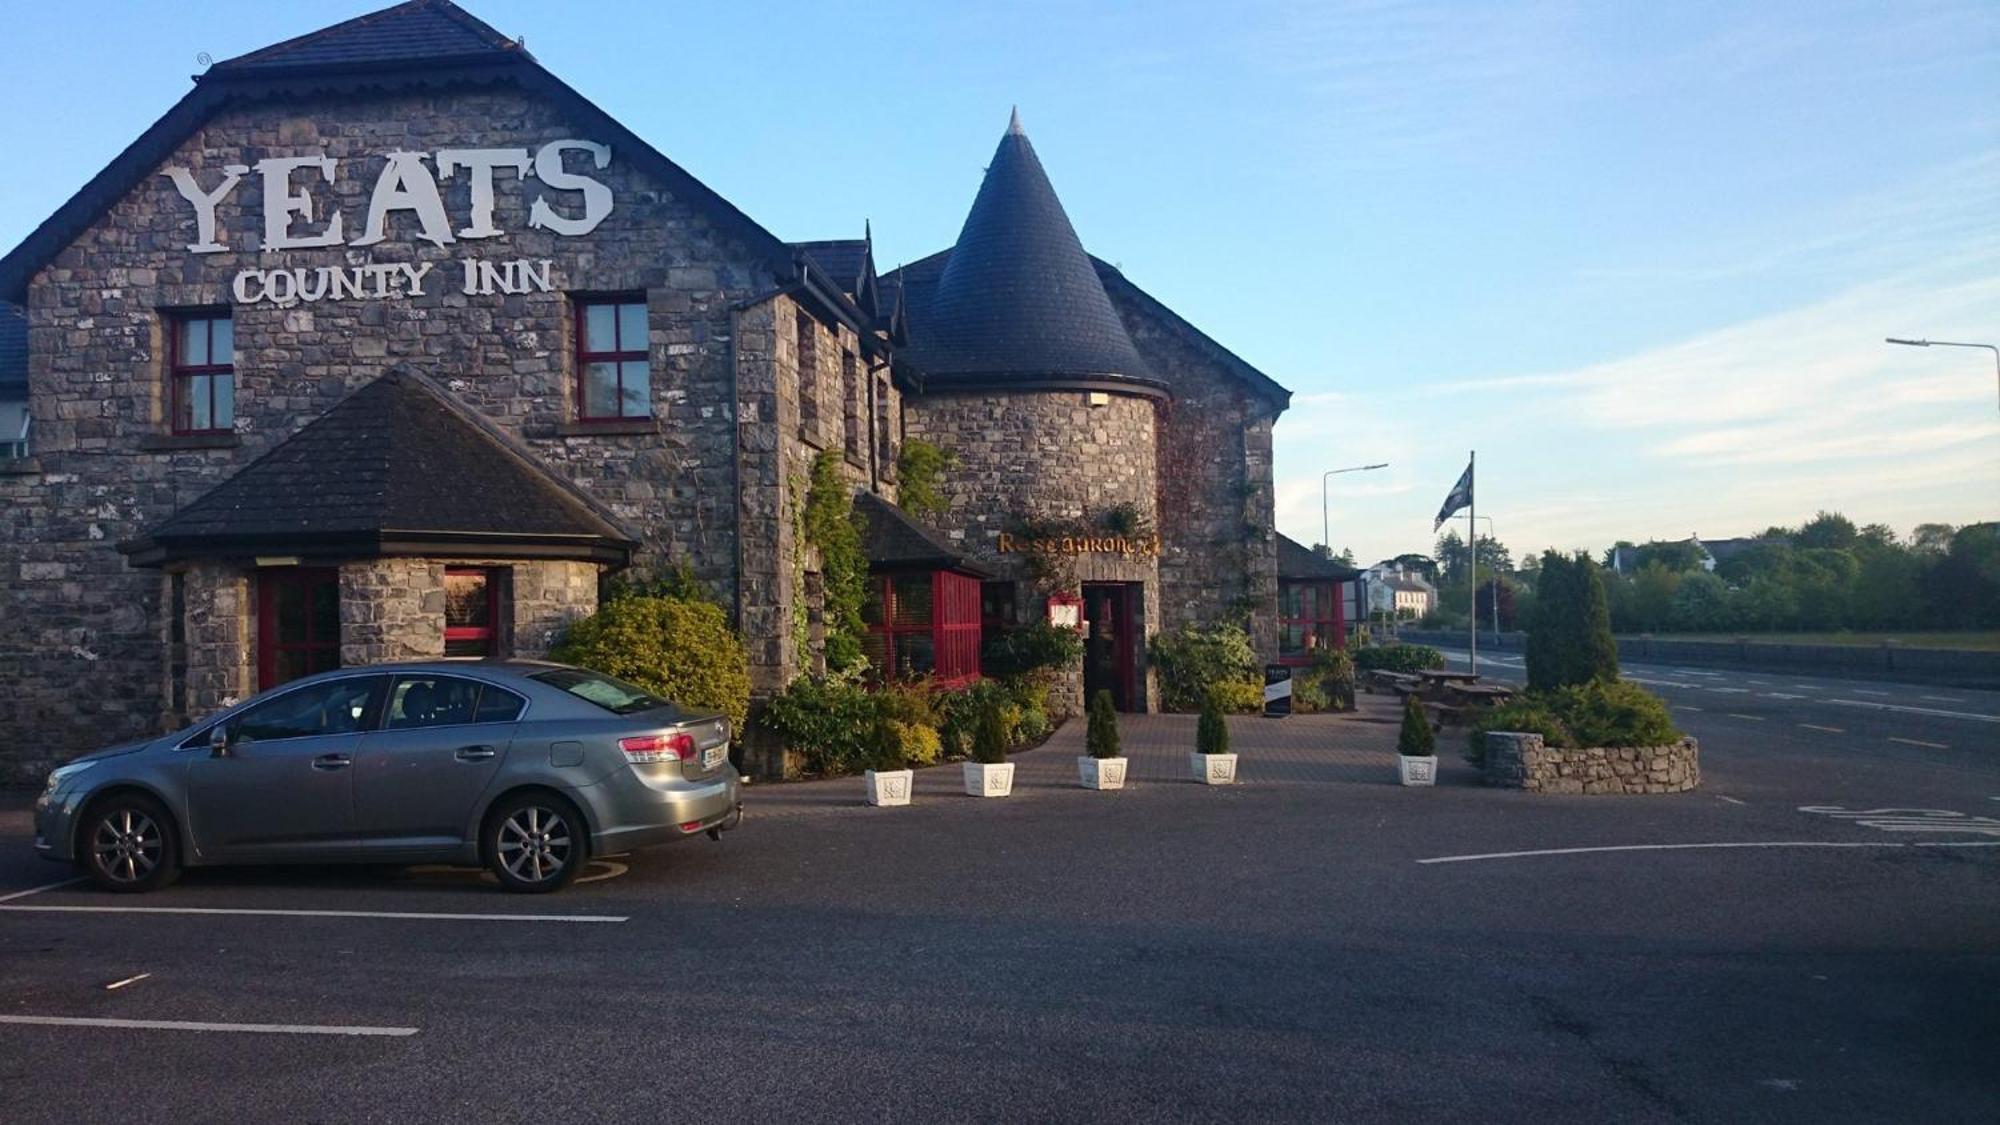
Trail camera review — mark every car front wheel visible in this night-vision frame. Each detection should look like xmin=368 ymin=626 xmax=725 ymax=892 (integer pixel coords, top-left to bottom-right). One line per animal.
xmin=80 ymin=793 xmax=182 ymax=893
xmin=484 ymin=794 xmax=587 ymax=893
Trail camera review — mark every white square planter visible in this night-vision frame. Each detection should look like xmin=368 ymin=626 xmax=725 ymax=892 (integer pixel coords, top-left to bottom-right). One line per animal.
xmin=1077 ymin=756 xmax=1128 ymax=790
xmin=864 ymin=768 xmax=913 ymax=807
xmin=1190 ymin=752 xmax=1238 ymax=785
xmin=1399 ymin=755 xmax=1437 ymax=787
xmin=963 ymin=761 xmax=1016 ymax=797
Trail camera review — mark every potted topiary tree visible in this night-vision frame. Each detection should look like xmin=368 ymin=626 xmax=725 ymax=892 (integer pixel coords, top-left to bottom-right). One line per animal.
xmin=1078 ymin=689 xmax=1127 ymax=790
xmin=962 ymin=701 xmax=1016 ymax=797
xmin=1190 ymin=691 xmax=1238 ymax=784
xmin=1397 ymin=693 xmax=1437 ymax=786
xmin=864 ymin=720 xmax=914 ymax=807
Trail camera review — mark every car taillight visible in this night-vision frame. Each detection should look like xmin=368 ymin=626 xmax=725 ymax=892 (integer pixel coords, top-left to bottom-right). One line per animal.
xmin=620 ymin=733 xmax=696 ymax=764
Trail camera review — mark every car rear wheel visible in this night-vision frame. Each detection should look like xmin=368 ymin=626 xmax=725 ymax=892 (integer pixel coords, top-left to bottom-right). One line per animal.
xmin=484 ymin=793 xmax=587 ymax=894
xmin=80 ymin=793 xmax=182 ymax=893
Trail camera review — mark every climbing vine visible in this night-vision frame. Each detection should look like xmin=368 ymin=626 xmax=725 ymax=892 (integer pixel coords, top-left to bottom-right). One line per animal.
xmin=895 ymin=438 xmax=958 ymax=518
xmin=802 ymin=449 xmax=869 ymax=672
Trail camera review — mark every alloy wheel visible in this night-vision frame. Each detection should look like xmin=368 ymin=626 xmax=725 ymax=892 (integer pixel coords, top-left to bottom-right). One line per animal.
xmin=496 ymin=805 xmax=574 ymax=884
xmin=92 ymin=808 xmax=163 ymax=885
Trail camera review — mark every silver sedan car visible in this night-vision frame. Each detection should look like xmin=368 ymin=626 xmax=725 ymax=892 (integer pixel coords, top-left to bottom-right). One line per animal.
xmin=33 ymin=660 xmax=742 ymax=893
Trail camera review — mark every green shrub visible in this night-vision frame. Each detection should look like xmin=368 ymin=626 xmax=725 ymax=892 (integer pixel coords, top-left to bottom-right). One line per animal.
xmin=875 ymin=679 xmax=944 ymax=729
xmin=1546 ymin=679 xmax=1679 ymax=748
xmin=1527 ymin=550 xmax=1619 ymax=692
xmin=1086 ymin=690 xmax=1121 ymax=758
xmin=973 ymin=702 xmax=1011 ymax=764
xmin=1352 ymin=644 xmax=1446 ymax=674
xmin=762 ymin=674 xmax=880 ymax=776
xmin=1466 ymin=700 xmax=1572 ymax=766
xmin=1208 ymin=678 xmax=1264 ymax=714
xmin=1398 ymin=694 xmax=1436 ymax=757
xmin=937 ymin=680 xmax=1019 ymax=757
xmin=1152 ymin=623 xmax=1260 ymax=712
xmin=1016 ymin=706 xmax=1050 ymax=743
xmin=895 ymin=438 xmax=958 ymax=517
xmin=803 ymin=449 xmax=869 ymax=672
xmin=550 ymin=595 xmax=750 ymax=735
xmin=981 ymin=621 xmax=1083 ymax=681
xmin=876 ymin=719 xmax=940 ymax=770
xmin=1291 ymin=676 xmax=1330 ymax=713
xmin=1196 ymin=694 xmax=1232 ymax=756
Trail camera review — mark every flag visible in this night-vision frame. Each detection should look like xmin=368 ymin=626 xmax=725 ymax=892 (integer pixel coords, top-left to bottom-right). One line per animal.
xmin=1433 ymin=459 xmax=1473 ymax=530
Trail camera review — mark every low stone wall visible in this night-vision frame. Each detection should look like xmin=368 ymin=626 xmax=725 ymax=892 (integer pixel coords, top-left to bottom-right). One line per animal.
xmin=1482 ymin=731 xmax=1700 ymax=794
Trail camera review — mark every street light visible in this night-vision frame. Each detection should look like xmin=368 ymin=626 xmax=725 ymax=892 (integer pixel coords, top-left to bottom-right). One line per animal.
xmin=1321 ymin=462 xmax=1389 ymax=558
xmin=1885 ymin=337 xmax=2000 ymax=411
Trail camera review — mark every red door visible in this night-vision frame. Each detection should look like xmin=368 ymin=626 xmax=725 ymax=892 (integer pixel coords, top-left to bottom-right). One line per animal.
xmin=257 ymin=567 xmax=341 ymax=690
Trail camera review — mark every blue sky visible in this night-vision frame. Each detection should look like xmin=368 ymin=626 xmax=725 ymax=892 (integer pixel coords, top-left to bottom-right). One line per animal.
xmin=3 ymin=0 xmax=1994 ymax=565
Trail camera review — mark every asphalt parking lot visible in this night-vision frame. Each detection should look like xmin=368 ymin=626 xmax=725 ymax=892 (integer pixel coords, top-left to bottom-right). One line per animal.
xmin=2 ymin=687 xmax=1996 ymax=1123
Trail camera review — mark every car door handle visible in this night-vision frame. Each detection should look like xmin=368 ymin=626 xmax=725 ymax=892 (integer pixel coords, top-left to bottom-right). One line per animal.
xmin=454 ymin=745 xmax=497 ymax=762
xmin=312 ymin=753 xmax=352 ymax=771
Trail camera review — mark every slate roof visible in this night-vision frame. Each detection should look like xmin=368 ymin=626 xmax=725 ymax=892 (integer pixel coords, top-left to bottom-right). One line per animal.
xmin=121 ymin=369 xmax=636 ymax=566
xmin=1277 ymin=533 xmax=1359 ymax=581
xmin=882 ymin=248 xmax=1291 ymax=412
xmin=208 ymin=0 xmax=525 ymax=74
xmin=854 ymin=492 xmax=993 ymax=577
xmin=0 ymin=303 xmax=25 ymax=398
xmin=792 ymin=240 xmax=871 ymax=295
xmin=896 ymin=112 xmax=1156 ymax=393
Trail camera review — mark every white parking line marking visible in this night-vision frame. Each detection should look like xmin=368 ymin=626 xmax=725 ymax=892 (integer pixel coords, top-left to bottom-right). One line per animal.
xmin=1710 ymin=687 xmax=1751 ymax=695
xmin=0 ymin=1015 xmax=417 ymax=1037
xmin=1677 ymin=705 xmax=1704 ymax=712
xmin=1764 ymin=692 xmax=1807 ymax=700
xmin=1799 ymin=724 xmax=1844 ymax=734
xmin=1827 ymin=699 xmax=2000 ymax=723
xmin=1727 ymin=713 xmax=1765 ymax=722
xmin=1921 ymin=695 xmax=1966 ymax=703
xmin=1716 ymin=795 xmax=1747 ymax=805
xmin=104 ymin=973 xmax=151 ymax=991
xmin=0 ymin=878 xmax=86 ymax=904
xmin=1417 ymin=841 xmax=2000 ymax=864
xmin=1888 ymin=737 xmax=1949 ymax=750
xmin=1852 ymin=689 xmax=1891 ymax=697
xmin=0 ymin=906 xmax=627 ymax=923
xmin=1791 ymin=685 xmax=1823 ymax=692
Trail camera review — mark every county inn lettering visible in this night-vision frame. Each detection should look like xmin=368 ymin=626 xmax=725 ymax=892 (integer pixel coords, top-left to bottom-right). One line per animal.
xmin=161 ymin=139 xmax=615 ymax=306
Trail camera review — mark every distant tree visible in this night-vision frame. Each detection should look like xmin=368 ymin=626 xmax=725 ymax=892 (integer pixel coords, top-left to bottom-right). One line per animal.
xmin=1795 ymin=511 xmax=1860 ymax=551
xmin=1475 ymin=578 xmax=1518 ymax=630
xmin=1527 ymin=551 xmax=1619 ymax=691
xmin=1912 ymin=523 xmax=1957 ymax=556
xmin=1389 ymin=552 xmax=1440 ymax=584
xmin=1437 ymin=530 xmax=1511 ymax=584
xmin=1628 ymin=562 xmax=1681 ymax=633
xmin=1934 ymin=523 xmax=2000 ymax=628
xmin=1858 ymin=523 xmax=1899 ymax=548
xmin=1668 ymin=571 xmax=1732 ymax=632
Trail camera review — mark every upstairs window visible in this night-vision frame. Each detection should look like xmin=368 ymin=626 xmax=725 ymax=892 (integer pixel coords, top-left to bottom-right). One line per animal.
xmin=796 ymin=310 xmax=820 ymax=438
xmin=170 ymin=312 xmax=234 ymax=435
xmin=576 ymin=296 xmax=650 ymax=420
xmin=842 ymin=349 xmax=862 ymax=461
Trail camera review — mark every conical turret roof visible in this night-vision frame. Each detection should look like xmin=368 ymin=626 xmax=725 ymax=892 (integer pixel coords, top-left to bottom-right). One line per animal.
xmin=902 ymin=112 xmax=1156 ymax=392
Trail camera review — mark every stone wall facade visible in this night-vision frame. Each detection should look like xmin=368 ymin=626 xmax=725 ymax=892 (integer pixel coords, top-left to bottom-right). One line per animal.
xmin=1482 ymin=732 xmax=1702 ymax=794
xmin=0 ymin=82 xmax=896 ymax=773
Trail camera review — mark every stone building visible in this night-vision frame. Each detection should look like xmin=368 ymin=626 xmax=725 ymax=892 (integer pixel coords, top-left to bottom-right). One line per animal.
xmin=0 ymin=0 xmax=1293 ymax=782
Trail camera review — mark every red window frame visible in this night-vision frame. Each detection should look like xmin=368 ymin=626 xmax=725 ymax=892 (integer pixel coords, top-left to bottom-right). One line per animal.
xmin=863 ymin=570 xmax=982 ymax=686
xmin=444 ymin=567 xmax=502 ymax=658
xmin=574 ymin=294 xmax=650 ymax=421
xmin=256 ymin=567 xmax=341 ymax=690
xmin=1277 ymin=579 xmax=1346 ymax=665
xmin=169 ymin=310 xmax=234 ymax=436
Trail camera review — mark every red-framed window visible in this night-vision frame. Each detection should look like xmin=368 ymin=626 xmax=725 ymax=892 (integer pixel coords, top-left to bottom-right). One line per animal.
xmin=861 ymin=570 xmax=982 ymax=685
xmin=575 ymin=295 xmax=650 ymax=420
xmin=444 ymin=567 xmax=503 ymax=658
xmin=257 ymin=567 xmax=340 ymax=690
xmin=170 ymin=311 xmax=234 ymax=435
xmin=796 ymin=310 xmax=820 ymax=437
xmin=1278 ymin=580 xmax=1345 ymax=665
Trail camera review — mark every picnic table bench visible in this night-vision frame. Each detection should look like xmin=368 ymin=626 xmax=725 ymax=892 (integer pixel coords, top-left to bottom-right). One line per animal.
xmin=1417 ymin=669 xmax=1482 ymax=685
xmin=1442 ymin=681 xmax=1519 ymax=706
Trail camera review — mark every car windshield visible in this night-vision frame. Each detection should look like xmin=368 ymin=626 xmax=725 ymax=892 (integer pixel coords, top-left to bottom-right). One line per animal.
xmin=531 ymin=668 xmax=679 ymax=717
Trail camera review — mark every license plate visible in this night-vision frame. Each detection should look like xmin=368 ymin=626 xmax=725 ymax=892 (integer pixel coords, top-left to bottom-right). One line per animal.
xmin=701 ymin=745 xmax=725 ymax=769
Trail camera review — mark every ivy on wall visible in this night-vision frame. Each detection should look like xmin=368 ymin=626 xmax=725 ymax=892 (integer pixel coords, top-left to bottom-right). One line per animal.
xmin=802 ymin=448 xmax=869 ymax=672
xmin=896 ymin=438 xmax=958 ymax=518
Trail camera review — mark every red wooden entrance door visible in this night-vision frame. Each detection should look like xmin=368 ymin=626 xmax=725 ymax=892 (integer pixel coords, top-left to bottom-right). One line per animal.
xmin=1082 ymin=582 xmax=1139 ymax=712
xmin=257 ymin=567 xmax=341 ymax=690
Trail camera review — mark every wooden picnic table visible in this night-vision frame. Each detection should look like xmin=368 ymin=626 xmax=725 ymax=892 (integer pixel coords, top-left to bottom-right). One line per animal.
xmin=1417 ymin=669 xmax=1482 ymax=684
xmin=1443 ymin=681 xmax=1518 ymax=705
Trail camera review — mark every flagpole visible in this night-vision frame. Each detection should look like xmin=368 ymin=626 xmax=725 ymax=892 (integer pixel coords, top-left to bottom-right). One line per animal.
xmin=1468 ymin=450 xmax=1477 ymax=675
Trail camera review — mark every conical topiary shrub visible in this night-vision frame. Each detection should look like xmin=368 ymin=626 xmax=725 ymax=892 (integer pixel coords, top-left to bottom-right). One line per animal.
xmin=1398 ymin=693 xmax=1436 ymax=757
xmin=973 ymin=701 xmax=1010 ymax=765
xmin=1197 ymin=691 xmax=1231 ymax=756
xmin=1086 ymin=690 xmax=1121 ymax=760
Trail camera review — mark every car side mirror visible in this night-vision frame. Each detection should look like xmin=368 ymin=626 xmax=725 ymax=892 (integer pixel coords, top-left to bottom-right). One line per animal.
xmin=209 ymin=725 xmax=232 ymax=758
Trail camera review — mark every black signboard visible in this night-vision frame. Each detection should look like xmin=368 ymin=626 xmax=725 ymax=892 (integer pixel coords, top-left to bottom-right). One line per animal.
xmin=1263 ymin=664 xmax=1292 ymax=718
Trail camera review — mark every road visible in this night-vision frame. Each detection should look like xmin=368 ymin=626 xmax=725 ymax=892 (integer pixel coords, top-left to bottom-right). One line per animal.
xmin=1 ymin=671 xmax=1995 ymax=1123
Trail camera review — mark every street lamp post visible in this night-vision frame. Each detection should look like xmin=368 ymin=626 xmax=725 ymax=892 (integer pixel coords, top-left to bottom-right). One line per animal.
xmin=1473 ymin=514 xmax=1499 ymax=638
xmin=1885 ymin=338 xmax=2000 ymax=411
xmin=1321 ymin=463 xmax=1389 ymax=558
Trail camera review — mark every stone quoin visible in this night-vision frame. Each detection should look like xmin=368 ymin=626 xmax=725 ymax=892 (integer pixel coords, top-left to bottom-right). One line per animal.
xmin=0 ymin=0 xmax=1325 ymax=782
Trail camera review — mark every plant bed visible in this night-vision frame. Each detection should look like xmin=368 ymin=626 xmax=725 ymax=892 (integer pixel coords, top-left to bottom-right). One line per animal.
xmin=1396 ymin=693 xmax=1437 ymax=787
xmin=963 ymin=699 xmax=1015 ymax=798
xmin=1481 ymin=732 xmax=1700 ymax=794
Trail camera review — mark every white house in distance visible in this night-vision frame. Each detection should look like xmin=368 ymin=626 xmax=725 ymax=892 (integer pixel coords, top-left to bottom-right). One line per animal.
xmin=1363 ymin=560 xmax=1435 ymax=620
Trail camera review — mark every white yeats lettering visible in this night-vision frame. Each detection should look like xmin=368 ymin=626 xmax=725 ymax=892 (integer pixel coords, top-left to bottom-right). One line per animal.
xmin=255 ymin=155 xmax=344 ymax=251
xmin=164 ymin=165 xmax=249 ymax=253
xmin=436 ymin=148 xmax=532 ymax=239
xmin=527 ymin=140 xmax=614 ymax=237
xmin=351 ymin=151 xmax=456 ymax=248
